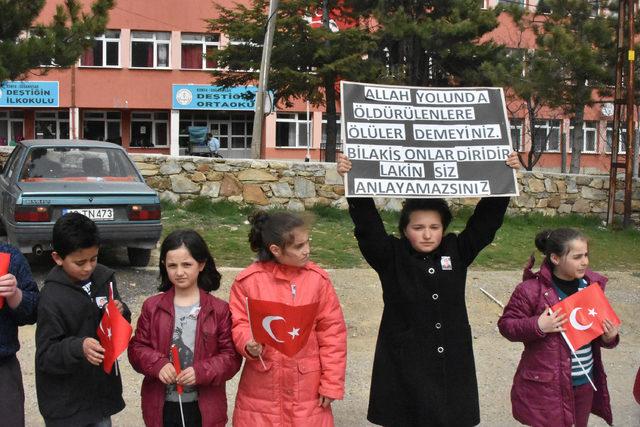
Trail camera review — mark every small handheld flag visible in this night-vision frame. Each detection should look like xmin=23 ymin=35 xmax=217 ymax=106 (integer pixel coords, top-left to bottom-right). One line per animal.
xmin=170 ymin=344 xmax=186 ymax=427
xmin=0 ymin=252 xmax=10 ymax=309
xmin=96 ymin=283 xmax=132 ymax=374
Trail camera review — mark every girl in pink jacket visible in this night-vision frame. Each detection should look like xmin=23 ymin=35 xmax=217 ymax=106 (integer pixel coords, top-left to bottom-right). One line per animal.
xmin=229 ymin=211 xmax=347 ymax=426
xmin=498 ymin=228 xmax=620 ymax=427
xmin=128 ymin=229 xmax=241 ymax=427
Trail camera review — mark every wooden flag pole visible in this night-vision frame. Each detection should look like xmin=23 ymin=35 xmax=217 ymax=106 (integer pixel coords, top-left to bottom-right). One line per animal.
xmin=245 ymin=297 xmax=267 ymax=369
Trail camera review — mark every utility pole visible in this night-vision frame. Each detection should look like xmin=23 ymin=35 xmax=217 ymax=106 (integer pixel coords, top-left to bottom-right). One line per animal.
xmin=250 ymin=0 xmax=279 ymax=159
xmin=607 ymin=0 xmax=636 ymax=228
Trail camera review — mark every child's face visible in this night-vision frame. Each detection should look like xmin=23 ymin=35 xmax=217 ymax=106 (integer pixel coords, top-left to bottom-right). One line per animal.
xmin=164 ymin=244 xmax=205 ymax=291
xmin=52 ymin=246 xmax=99 ymax=283
xmin=403 ymin=210 xmax=444 ymax=253
xmin=551 ymin=239 xmax=589 ymax=281
xmin=270 ymin=227 xmax=310 ymax=268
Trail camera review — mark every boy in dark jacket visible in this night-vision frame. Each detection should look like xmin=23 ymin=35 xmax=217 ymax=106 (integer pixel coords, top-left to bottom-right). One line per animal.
xmin=36 ymin=213 xmax=131 ymax=427
xmin=0 ymin=243 xmax=39 ymax=427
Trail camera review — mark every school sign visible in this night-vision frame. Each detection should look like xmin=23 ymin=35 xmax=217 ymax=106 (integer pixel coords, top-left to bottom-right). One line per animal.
xmin=172 ymin=85 xmax=259 ymax=111
xmin=340 ymin=81 xmax=519 ymax=198
xmin=0 ymin=81 xmax=59 ymax=107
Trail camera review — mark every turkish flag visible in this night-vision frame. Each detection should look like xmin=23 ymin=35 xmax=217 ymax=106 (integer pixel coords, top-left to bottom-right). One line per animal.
xmin=247 ymin=298 xmax=319 ymax=357
xmin=0 ymin=252 xmax=9 ymax=309
xmin=551 ymin=283 xmax=620 ymax=351
xmin=96 ymin=283 xmax=132 ymax=374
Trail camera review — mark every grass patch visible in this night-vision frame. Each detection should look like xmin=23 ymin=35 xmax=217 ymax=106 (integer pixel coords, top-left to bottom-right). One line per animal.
xmin=160 ymin=200 xmax=640 ymax=271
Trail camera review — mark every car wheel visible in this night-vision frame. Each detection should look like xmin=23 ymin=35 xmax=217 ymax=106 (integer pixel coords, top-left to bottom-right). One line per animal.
xmin=127 ymin=247 xmax=151 ymax=267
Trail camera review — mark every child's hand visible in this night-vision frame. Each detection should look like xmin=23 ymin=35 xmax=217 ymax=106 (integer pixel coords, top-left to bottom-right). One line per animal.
xmin=113 ymin=300 xmax=125 ymax=314
xmin=336 ymin=153 xmax=352 ymax=177
xmin=537 ymin=305 xmax=567 ymax=334
xmin=82 ymin=338 xmax=105 ymax=365
xmin=245 ymin=340 xmax=263 ymax=358
xmin=505 ymin=151 xmax=521 ymax=170
xmin=602 ymin=319 xmax=620 ymax=343
xmin=158 ymin=362 xmax=177 ymax=385
xmin=318 ymin=395 xmax=334 ymax=408
xmin=176 ymin=367 xmax=196 ymax=386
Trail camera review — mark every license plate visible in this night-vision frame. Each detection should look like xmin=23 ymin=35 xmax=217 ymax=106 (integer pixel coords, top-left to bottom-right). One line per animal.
xmin=62 ymin=208 xmax=114 ymax=221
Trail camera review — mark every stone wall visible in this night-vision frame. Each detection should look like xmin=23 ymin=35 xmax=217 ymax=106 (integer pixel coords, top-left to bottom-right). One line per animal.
xmin=0 ymin=148 xmax=638 ymax=225
xmin=129 ymin=154 xmax=640 ymax=226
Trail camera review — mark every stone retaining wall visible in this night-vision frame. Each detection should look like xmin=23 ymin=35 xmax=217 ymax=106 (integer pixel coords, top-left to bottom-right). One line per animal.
xmin=0 ymin=149 xmax=637 ymax=225
xmin=128 ymin=154 xmax=640 ymax=226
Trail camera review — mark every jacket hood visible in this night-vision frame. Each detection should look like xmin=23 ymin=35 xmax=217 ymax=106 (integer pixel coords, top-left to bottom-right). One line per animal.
xmin=522 ymin=255 xmax=608 ymax=289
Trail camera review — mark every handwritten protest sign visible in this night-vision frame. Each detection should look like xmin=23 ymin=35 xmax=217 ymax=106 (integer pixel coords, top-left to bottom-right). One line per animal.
xmin=340 ymin=81 xmax=519 ymax=198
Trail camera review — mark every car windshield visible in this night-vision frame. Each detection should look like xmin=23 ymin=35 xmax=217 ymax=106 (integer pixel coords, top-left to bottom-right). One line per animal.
xmin=19 ymin=146 xmax=141 ymax=183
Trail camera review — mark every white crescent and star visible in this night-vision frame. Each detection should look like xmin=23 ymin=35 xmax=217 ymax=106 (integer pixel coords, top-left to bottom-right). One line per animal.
xmin=262 ymin=316 xmax=302 ymax=342
xmin=569 ymin=307 xmax=593 ymax=331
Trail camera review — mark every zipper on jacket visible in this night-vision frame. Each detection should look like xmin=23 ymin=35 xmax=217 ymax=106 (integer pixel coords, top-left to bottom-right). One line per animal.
xmin=291 ymin=282 xmax=297 ymax=301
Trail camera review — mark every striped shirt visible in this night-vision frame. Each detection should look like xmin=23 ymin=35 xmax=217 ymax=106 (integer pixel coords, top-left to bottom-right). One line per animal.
xmin=554 ymin=278 xmax=594 ymax=386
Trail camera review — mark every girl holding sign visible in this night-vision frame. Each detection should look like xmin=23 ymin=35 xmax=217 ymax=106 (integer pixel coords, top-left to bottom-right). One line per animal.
xmin=498 ymin=228 xmax=620 ymax=427
xmin=128 ymin=230 xmax=241 ymax=427
xmin=229 ymin=211 xmax=347 ymax=426
xmin=337 ymin=152 xmax=519 ymax=427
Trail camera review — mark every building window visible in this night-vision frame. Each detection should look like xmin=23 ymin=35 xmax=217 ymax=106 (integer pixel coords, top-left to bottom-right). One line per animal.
xmin=0 ymin=111 xmax=25 ymax=146
xmin=35 ymin=111 xmax=69 ymax=139
xmin=532 ymin=119 xmax=561 ymax=152
xmin=131 ymin=112 xmax=168 ymax=147
xmin=181 ymin=33 xmax=220 ymax=69
xmin=83 ymin=111 xmax=122 ymax=144
xmin=275 ymin=113 xmax=312 ymax=147
xmin=509 ymin=118 xmax=524 ymax=151
xmin=569 ymin=120 xmax=597 ymax=153
xmin=131 ymin=31 xmax=170 ymax=68
xmin=605 ymin=122 xmax=627 ymax=154
xmin=499 ymin=0 xmax=525 ymax=7
xmin=80 ymin=30 xmax=120 ymax=67
xmin=321 ymin=113 xmax=342 ymax=150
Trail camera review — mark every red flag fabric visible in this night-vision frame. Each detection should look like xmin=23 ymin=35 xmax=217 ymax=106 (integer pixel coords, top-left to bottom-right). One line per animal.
xmin=170 ymin=344 xmax=183 ymax=395
xmin=0 ymin=252 xmax=9 ymax=309
xmin=247 ymin=298 xmax=319 ymax=357
xmin=96 ymin=283 xmax=132 ymax=374
xmin=551 ymin=283 xmax=620 ymax=351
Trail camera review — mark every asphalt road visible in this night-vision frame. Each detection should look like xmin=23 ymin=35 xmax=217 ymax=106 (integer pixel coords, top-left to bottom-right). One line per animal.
xmin=17 ymin=249 xmax=640 ymax=426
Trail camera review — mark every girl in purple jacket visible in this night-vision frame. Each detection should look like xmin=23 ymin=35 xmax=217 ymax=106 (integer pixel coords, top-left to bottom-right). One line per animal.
xmin=128 ymin=230 xmax=241 ymax=427
xmin=498 ymin=228 xmax=619 ymax=427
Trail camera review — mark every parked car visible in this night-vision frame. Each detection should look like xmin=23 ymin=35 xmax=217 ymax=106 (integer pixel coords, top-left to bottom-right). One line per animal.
xmin=0 ymin=140 xmax=162 ymax=266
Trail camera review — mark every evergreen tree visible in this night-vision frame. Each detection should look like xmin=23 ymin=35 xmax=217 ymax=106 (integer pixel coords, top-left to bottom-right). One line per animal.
xmin=534 ymin=0 xmax=615 ymax=173
xmin=355 ymin=0 xmax=505 ymax=87
xmin=0 ymin=0 xmax=115 ymax=82
xmin=208 ymin=0 xmax=381 ymax=161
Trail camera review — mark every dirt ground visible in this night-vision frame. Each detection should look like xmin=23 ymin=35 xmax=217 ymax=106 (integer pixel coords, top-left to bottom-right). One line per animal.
xmin=17 ymin=267 xmax=640 ymax=426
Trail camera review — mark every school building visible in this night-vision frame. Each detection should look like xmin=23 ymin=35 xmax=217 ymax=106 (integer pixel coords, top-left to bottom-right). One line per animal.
xmin=0 ymin=0 xmax=632 ymax=173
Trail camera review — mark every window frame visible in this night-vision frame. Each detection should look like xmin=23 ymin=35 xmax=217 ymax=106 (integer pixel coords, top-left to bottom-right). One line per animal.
xmin=180 ymin=33 xmax=220 ymax=70
xmin=82 ymin=111 xmax=122 ymax=144
xmin=509 ymin=118 xmax=525 ymax=152
xmin=605 ymin=122 xmax=627 ymax=154
xmin=275 ymin=113 xmax=312 ymax=148
xmin=568 ymin=120 xmax=598 ymax=153
xmin=35 ymin=110 xmax=70 ymax=139
xmin=0 ymin=111 xmax=25 ymax=146
xmin=130 ymin=31 xmax=171 ymax=69
xmin=130 ymin=111 xmax=169 ymax=147
xmin=80 ymin=30 xmax=121 ymax=68
xmin=532 ymin=119 xmax=561 ymax=152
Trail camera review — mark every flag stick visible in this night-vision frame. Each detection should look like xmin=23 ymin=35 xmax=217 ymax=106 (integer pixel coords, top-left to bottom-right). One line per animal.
xmin=115 ymin=358 xmax=119 ymax=377
xmin=170 ymin=345 xmax=186 ymax=427
xmin=244 ymin=297 xmax=267 ymax=370
xmin=560 ymin=331 xmax=598 ymax=391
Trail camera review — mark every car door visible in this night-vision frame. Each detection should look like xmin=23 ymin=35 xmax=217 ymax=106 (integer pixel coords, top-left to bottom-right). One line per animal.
xmin=0 ymin=146 xmax=25 ymax=228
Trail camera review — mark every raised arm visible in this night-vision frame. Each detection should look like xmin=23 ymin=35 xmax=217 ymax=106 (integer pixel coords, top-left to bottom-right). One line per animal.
xmin=456 ymin=197 xmax=509 ymax=266
xmin=338 ymin=154 xmax=393 ymax=272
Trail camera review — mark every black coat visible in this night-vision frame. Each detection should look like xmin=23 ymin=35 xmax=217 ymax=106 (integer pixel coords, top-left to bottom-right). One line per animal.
xmin=35 ymin=264 xmax=131 ymax=426
xmin=347 ymin=197 xmax=509 ymax=427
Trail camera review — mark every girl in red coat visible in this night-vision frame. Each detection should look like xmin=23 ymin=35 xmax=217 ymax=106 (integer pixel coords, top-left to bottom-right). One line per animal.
xmin=128 ymin=229 xmax=242 ymax=427
xmin=498 ymin=228 xmax=620 ymax=427
xmin=229 ymin=211 xmax=347 ymax=426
